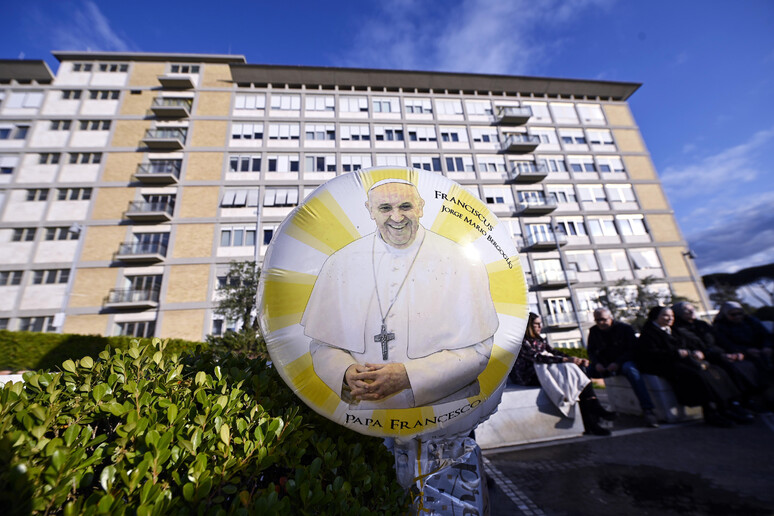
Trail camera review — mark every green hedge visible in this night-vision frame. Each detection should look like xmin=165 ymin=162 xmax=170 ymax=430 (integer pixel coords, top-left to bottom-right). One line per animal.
xmin=0 ymin=330 xmax=206 ymax=372
xmin=555 ymin=347 xmax=589 ymax=360
xmin=0 ymin=338 xmax=407 ymax=515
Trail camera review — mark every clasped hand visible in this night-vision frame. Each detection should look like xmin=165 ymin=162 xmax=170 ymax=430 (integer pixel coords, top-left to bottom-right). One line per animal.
xmin=345 ymin=363 xmax=410 ymax=400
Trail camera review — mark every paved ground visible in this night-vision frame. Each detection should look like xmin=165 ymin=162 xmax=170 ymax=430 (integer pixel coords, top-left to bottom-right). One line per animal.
xmin=482 ymin=402 xmax=774 ymax=516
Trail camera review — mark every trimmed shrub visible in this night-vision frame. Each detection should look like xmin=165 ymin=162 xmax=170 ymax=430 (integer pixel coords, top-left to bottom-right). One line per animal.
xmin=0 ymin=338 xmax=407 ymax=515
xmin=555 ymin=347 xmax=589 ymax=360
xmin=0 ymin=331 xmax=206 ymax=372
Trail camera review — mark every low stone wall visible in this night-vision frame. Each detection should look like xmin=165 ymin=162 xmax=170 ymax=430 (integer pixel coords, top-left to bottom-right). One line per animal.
xmin=604 ymin=374 xmax=703 ymax=423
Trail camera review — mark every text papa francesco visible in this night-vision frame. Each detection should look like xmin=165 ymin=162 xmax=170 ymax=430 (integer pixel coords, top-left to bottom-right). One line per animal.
xmin=435 ymin=190 xmax=514 ymax=270
xmin=344 ymin=400 xmax=483 ymax=430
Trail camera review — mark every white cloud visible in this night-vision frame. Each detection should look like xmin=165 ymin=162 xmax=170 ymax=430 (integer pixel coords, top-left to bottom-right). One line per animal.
xmin=49 ymin=1 xmax=137 ymax=52
xmin=339 ymin=0 xmax=615 ymax=74
xmin=660 ymin=127 xmax=774 ymax=199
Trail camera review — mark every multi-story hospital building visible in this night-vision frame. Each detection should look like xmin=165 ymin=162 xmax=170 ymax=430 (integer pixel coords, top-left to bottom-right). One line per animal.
xmin=0 ymin=51 xmax=708 ymax=347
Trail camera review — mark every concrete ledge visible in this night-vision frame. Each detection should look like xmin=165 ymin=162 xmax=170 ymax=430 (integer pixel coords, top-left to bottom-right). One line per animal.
xmin=0 ymin=374 xmax=25 ymax=387
xmin=605 ymin=374 xmax=702 ymax=423
xmin=476 ymin=385 xmax=584 ymax=450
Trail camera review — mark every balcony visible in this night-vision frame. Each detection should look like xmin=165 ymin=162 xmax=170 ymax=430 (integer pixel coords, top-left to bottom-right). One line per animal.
xmin=516 ymin=198 xmax=557 ymax=215
xmin=142 ymin=128 xmax=187 ymax=150
xmin=134 ymin=162 xmax=181 ymax=184
xmin=533 ymin=270 xmax=578 ymax=289
xmin=115 ymin=242 xmax=168 ymax=263
xmin=104 ymin=288 xmax=160 ymax=309
xmin=495 ymin=106 xmax=532 ymax=125
xmin=125 ymin=201 xmax=174 ymax=222
xmin=157 ymin=74 xmax=194 ymax=89
xmin=507 ymin=165 xmax=548 ymax=184
xmin=500 ymin=133 xmax=540 ymax=154
xmin=151 ymin=97 xmax=192 ymax=118
xmin=542 ymin=311 xmax=578 ymax=329
xmin=523 ymin=233 xmax=567 ymax=250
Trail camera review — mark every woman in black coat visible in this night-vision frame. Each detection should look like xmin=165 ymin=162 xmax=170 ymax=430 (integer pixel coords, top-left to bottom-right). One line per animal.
xmin=636 ymin=306 xmax=750 ymax=427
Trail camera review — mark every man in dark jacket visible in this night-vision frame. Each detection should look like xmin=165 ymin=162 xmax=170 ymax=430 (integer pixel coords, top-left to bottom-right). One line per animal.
xmin=588 ymin=308 xmax=658 ymax=427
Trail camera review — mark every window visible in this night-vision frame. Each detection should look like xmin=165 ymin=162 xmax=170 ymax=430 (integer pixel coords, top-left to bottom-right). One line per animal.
xmin=547 ymin=185 xmax=577 ymax=204
xmin=597 ymin=156 xmax=626 ymax=174
xmin=128 ymin=275 xmax=162 ymax=292
xmin=72 ymin=63 xmax=93 ymax=72
xmin=578 ymin=185 xmax=607 ymax=203
xmin=1 ymin=155 xmax=19 ymax=174
xmin=405 ymin=99 xmax=432 ymax=114
xmin=4 ymin=91 xmax=44 ymax=109
xmin=0 ymin=319 xmax=7 ymax=330
xmin=577 ymin=104 xmax=606 ymax=124
xmin=510 ymin=160 xmax=539 ymax=174
xmin=231 ymin=123 xmax=264 ymax=140
xmin=62 ymin=90 xmax=82 ymax=100
xmin=341 ymin=154 xmax=372 ymax=172
xmin=588 ymin=217 xmax=618 ymax=237
xmin=483 ymin=187 xmax=512 ymax=205
xmin=549 ymin=103 xmax=579 ymax=124
xmin=445 ymin=155 xmax=474 ymax=172
xmin=339 ymin=96 xmax=368 ymax=113
xmin=220 ymin=226 xmax=257 ymax=247
xmin=587 ymin=129 xmax=614 ymax=146
xmin=88 ymin=90 xmax=120 ymax=100
xmin=118 ymin=321 xmax=155 ymax=338
xmin=220 ymin=189 xmax=259 ymax=207
xmin=539 ymin=157 xmax=568 ymax=173
xmin=304 ymin=154 xmax=336 ymax=172
xmin=522 ymin=102 xmax=551 ymax=122
xmin=555 ymin=219 xmax=587 ymax=236
xmin=19 ymin=316 xmax=57 ymax=333
xmin=375 ymin=154 xmax=407 ymax=167
xmin=531 ymin=128 xmax=558 ymax=145
xmin=566 ymin=251 xmax=599 ymax=272
xmin=79 ymin=120 xmax=111 ymax=131
xmin=407 ymin=126 xmax=437 ymax=142
xmin=518 ymin=191 xmax=546 ymax=205
xmin=262 ymin=224 xmax=277 ymax=245
xmin=599 ymin=250 xmax=630 ymax=272
xmin=471 ymin=127 xmax=499 ymax=143
xmin=26 ymin=189 xmax=49 ymax=202
xmin=268 ymin=123 xmax=300 ymax=140
xmin=372 ymin=97 xmax=400 ymax=113
xmin=440 ymin=127 xmax=468 ymax=143
xmin=96 ymin=63 xmax=128 ymax=72
xmin=567 ymin=156 xmax=596 ymax=173
xmin=305 ymin=95 xmax=335 ymax=112
xmin=559 ymin=129 xmax=587 ymax=145
xmin=69 ymin=153 xmax=102 ymax=164
xmin=267 ymin=154 xmax=299 ymax=172
xmin=170 ymin=64 xmax=200 ymax=74
xmin=0 ymin=271 xmax=23 ymax=286
xmin=229 ymin=155 xmax=261 ymax=172
xmin=147 ymin=159 xmax=182 ymax=174
xmin=435 ymin=100 xmax=463 ymax=115
xmin=304 ymin=124 xmax=335 ymax=141
xmin=234 ymin=94 xmax=266 ymax=110
xmin=478 ymin=156 xmax=506 ymax=172
xmin=32 ymin=269 xmax=70 ymax=285
xmin=0 ymin=124 xmax=29 ymax=140
xmin=464 ymin=100 xmax=493 ymax=116
xmin=12 ymin=228 xmax=36 ymax=242
xmin=630 ymin=249 xmax=661 ymax=270
xmin=617 ymin=216 xmax=648 ymax=236
xmin=411 ymin=155 xmax=442 ymax=172
xmin=340 ymin=125 xmax=371 ymax=141
xmin=607 ymin=185 xmax=636 ymax=204
xmin=270 ymin=94 xmax=301 ymax=111
xmin=263 ymin=188 xmax=299 ymax=207
xmin=45 ymin=227 xmax=79 ymax=241
xmin=374 ymin=126 xmax=404 ymax=141
xmin=57 ymin=188 xmax=92 ymax=201
xmin=50 ymin=120 xmax=72 ymax=131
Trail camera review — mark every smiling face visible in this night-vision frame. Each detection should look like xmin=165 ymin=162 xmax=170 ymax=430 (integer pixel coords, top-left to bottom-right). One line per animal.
xmin=366 ymin=183 xmax=425 ymax=249
xmin=657 ymin=308 xmax=675 ymax=328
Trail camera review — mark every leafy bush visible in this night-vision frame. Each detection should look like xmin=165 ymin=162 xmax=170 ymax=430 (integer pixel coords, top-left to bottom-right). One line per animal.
xmin=555 ymin=347 xmax=589 ymax=360
xmin=0 ymin=338 xmax=407 ymax=515
xmin=0 ymin=330 xmax=206 ymax=372
xmin=205 ymin=329 xmax=268 ymax=360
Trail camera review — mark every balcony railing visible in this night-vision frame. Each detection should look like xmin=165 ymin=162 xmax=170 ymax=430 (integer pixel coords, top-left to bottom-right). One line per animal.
xmin=125 ymin=201 xmax=174 ymax=222
xmin=142 ymin=128 xmax=187 ymax=150
xmin=151 ymin=97 xmax=192 ymax=118
xmin=496 ymin=106 xmax=532 ymax=125
xmin=516 ymin=198 xmax=557 ymax=215
xmin=134 ymin=162 xmax=181 ymax=183
xmin=157 ymin=74 xmax=194 ymax=89
xmin=105 ymin=287 xmax=160 ymax=309
xmin=533 ymin=270 xmax=578 ymax=288
xmin=542 ymin=311 xmax=577 ymax=328
xmin=524 ymin=233 xmax=567 ymax=250
xmin=115 ymin=242 xmax=168 ymax=263
xmin=507 ymin=164 xmax=549 ymax=183
xmin=500 ymin=133 xmax=540 ymax=153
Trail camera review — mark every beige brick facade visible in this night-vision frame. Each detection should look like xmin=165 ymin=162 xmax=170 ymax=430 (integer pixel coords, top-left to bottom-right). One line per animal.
xmin=671 ymin=281 xmax=701 ymax=305
xmin=62 ymin=314 xmax=110 ymax=336
xmin=201 ymin=64 xmax=232 ymax=88
xmin=172 ymin=224 xmax=215 ymax=258
xmin=191 ymin=121 xmax=228 ymax=148
xmin=185 ymin=152 xmax=224 ymax=181
xmin=623 ymin=155 xmax=657 ymax=180
xmin=102 ymin=152 xmax=142 ymax=182
xmin=613 ymin=128 xmax=646 ymax=153
xmin=165 ymin=264 xmax=211 ymax=304
xmin=80 ymin=226 xmax=129 ymax=261
xmin=68 ymin=268 xmax=119 ymax=308
xmin=119 ymin=90 xmax=155 ymax=116
xmin=660 ymin=247 xmax=691 ymax=277
xmin=91 ymin=187 xmax=136 ymax=220
xmin=603 ymin=104 xmax=635 ymax=126
xmin=178 ymin=187 xmax=219 ymax=218
xmin=112 ymin=120 xmax=151 ymax=148
xmin=160 ymin=309 xmax=206 ymax=341
xmin=634 ymin=184 xmax=669 ymax=210
xmin=128 ymin=62 xmax=166 ymax=87
xmin=196 ymin=92 xmax=232 ymax=116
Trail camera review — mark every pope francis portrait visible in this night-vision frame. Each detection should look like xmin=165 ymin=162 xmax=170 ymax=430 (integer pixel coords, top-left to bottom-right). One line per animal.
xmin=301 ymin=179 xmax=499 ymax=409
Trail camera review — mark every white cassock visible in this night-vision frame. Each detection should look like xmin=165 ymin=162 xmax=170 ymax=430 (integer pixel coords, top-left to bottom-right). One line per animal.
xmin=301 ymin=226 xmax=499 ymax=409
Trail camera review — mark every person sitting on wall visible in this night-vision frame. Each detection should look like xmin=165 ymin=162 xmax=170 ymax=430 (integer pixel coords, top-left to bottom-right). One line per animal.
xmin=510 ymin=312 xmax=614 ymax=436
xmin=713 ymin=302 xmax=774 ymax=375
xmin=587 ymin=307 xmax=658 ymax=428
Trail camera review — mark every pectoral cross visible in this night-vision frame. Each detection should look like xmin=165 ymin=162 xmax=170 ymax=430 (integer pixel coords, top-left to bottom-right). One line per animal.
xmin=374 ymin=323 xmax=395 ymax=360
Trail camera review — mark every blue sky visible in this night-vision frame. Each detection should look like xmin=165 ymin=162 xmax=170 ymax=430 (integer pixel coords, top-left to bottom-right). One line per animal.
xmin=2 ymin=0 xmax=773 ymax=275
